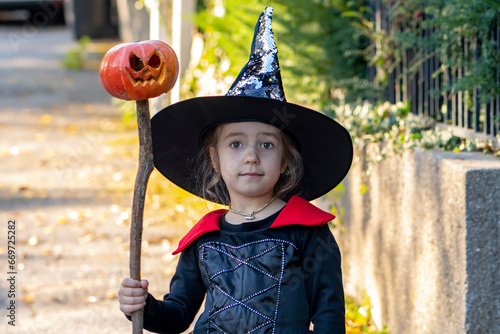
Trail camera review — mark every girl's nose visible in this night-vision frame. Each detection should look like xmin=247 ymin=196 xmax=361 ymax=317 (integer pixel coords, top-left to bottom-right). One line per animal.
xmin=244 ymin=147 xmax=259 ymax=164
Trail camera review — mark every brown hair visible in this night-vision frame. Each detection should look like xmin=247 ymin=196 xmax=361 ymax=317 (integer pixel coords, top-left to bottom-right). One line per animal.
xmin=193 ymin=124 xmax=303 ymax=205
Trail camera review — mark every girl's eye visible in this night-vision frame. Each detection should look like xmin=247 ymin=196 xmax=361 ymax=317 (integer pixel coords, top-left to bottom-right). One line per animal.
xmin=230 ymin=141 xmax=242 ymax=149
xmin=261 ymin=142 xmax=274 ymax=149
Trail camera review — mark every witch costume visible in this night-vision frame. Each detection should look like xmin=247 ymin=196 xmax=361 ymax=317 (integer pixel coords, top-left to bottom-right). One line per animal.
xmin=140 ymin=7 xmax=353 ymax=334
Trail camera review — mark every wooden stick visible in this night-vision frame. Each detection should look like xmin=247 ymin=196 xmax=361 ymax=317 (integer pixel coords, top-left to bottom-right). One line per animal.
xmin=130 ymin=99 xmax=154 ymax=334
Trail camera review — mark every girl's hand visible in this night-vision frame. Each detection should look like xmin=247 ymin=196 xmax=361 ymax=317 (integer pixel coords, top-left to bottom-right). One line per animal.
xmin=118 ymin=278 xmax=149 ymax=316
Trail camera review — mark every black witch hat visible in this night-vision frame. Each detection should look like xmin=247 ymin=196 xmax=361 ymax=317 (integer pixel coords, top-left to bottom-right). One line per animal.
xmin=151 ymin=7 xmax=353 ymax=204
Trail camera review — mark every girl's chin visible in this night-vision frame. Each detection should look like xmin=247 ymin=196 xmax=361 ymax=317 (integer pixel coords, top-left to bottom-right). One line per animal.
xmin=229 ymin=188 xmax=275 ymax=199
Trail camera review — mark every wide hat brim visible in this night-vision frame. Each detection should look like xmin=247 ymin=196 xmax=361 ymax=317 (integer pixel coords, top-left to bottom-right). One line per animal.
xmin=151 ymin=95 xmax=353 ymax=204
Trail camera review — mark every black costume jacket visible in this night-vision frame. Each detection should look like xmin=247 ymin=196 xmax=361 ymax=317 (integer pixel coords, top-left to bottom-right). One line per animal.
xmin=140 ymin=196 xmax=345 ymax=334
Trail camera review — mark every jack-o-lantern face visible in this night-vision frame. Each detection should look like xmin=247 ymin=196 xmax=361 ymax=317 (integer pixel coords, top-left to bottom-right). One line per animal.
xmin=100 ymin=40 xmax=179 ymax=101
xmin=128 ymin=51 xmax=162 ymax=85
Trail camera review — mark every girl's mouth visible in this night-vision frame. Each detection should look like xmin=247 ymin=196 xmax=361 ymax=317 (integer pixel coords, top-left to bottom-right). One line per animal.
xmin=240 ymin=172 xmax=263 ymax=177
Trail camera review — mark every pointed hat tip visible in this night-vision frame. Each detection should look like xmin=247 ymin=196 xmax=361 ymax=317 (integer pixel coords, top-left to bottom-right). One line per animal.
xmin=254 ymin=7 xmax=276 ymax=54
xmin=226 ymin=7 xmax=285 ymax=101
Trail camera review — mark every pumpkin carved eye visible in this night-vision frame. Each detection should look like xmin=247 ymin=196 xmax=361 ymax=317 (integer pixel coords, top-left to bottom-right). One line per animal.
xmin=130 ymin=53 xmax=145 ymax=71
xmin=148 ymin=54 xmax=161 ymax=68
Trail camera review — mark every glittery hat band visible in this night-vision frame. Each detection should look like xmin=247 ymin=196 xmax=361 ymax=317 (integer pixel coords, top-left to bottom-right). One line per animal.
xmin=226 ymin=7 xmax=286 ymax=101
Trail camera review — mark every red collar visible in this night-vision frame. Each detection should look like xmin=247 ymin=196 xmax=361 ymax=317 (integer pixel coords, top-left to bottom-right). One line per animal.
xmin=172 ymin=196 xmax=334 ymax=254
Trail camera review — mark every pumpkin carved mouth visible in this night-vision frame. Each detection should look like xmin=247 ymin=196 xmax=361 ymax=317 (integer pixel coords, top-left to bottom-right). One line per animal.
xmin=127 ymin=51 xmax=166 ymax=86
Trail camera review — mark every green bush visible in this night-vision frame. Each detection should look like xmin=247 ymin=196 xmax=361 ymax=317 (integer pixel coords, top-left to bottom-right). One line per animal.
xmin=324 ymin=100 xmax=500 ymax=178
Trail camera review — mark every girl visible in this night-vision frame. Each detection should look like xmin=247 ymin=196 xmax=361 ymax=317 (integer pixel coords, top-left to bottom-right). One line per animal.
xmin=119 ymin=7 xmax=352 ymax=334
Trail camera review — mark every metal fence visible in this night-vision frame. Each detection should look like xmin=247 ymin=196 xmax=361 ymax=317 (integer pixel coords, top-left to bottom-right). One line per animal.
xmin=368 ymin=0 xmax=499 ymax=145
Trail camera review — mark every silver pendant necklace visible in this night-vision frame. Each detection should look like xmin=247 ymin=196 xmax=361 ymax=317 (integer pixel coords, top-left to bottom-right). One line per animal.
xmin=228 ymin=197 xmax=277 ymax=220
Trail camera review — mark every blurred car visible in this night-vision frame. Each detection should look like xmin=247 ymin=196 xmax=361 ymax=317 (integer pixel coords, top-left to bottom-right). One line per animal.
xmin=0 ymin=0 xmax=65 ymax=24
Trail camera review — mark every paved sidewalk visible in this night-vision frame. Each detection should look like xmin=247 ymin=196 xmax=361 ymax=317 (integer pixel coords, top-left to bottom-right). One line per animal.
xmin=0 ymin=25 xmax=191 ymax=333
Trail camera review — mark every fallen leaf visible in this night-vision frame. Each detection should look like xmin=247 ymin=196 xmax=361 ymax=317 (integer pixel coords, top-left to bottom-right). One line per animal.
xmin=21 ymin=293 xmax=36 ymax=304
xmin=146 ymin=237 xmax=164 ymax=245
xmin=41 ymin=249 xmax=53 ymax=256
xmin=39 ymin=114 xmax=52 ymax=124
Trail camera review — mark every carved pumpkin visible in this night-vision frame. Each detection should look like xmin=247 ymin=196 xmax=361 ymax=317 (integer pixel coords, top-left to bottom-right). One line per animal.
xmin=99 ymin=40 xmax=179 ymax=101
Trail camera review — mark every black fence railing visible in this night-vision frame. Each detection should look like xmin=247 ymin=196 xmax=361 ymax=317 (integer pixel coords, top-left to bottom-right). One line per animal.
xmin=368 ymin=0 xmax=500 ymax=145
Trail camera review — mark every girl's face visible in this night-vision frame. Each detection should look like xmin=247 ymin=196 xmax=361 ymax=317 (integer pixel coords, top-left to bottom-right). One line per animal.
xmin=211 ymin=122 xmax=286 ymax=201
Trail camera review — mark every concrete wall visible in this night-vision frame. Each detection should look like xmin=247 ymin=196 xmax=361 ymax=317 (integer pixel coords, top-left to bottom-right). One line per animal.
xmin=322 ymin=147 xmax=500 ymax=333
